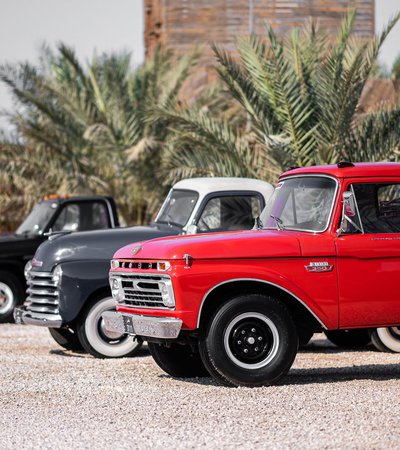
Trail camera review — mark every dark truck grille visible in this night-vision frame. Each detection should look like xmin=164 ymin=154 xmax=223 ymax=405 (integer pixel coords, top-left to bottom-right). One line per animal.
xmin=119 ymin=273 xmax=171 ymax=309
xmin=25 ymin=271 xmax=59 ymax=315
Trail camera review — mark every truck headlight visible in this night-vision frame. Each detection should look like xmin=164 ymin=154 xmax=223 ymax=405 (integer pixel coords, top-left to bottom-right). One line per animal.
xmin=52 ymin=265 xmax=63 ymax=287
xmin=24 ymin=260 xmax=32 ymax=280
xmin=110 ymin=276 xmax=123 ymax=302
xmin=110 ymin=259 xmax=119 ymax=270
xmin=159 ymin=280 xmax=175 ymax=308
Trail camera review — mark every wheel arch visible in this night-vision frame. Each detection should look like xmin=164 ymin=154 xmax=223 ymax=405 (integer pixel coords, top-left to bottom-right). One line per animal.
xmin=82 ymin=285 xmax=112 ymax=311
xmin=197 ymin=278 xmax=325 ymax=335
xmin=67 ymin=285 xmax=111 ymax=326
xmin=0 ymin=261 xmax=25 ymax=285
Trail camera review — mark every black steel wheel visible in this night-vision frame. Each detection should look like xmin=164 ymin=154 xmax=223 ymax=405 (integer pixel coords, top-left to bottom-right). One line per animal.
xmin=324 ymin=329 xmax=370 ymax=348
xmin=370 ymin=327 xmax=400 ymax=353
xmin=199 ymin=294 xmax=298 ymax=387
xmin=0 ymin=271 xmax=24 ymax=323
xmin=49 ymin=326 xmax=83 ymax=352
xmin=148 ymin=342 xmax=210 ymax=378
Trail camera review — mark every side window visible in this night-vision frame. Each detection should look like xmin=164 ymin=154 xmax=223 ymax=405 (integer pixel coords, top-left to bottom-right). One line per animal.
xmin=52 ymin=202 xmax=110 ymax=232
xmin=352 ymin=183 xmax=400 ymax=234
xmin=197 ymin=195 xmax=262 ymax=232
xmin=52 ymin=204 xmax=80 ymax=232
xmin=91 ymin=202 xmax=110 ymax=229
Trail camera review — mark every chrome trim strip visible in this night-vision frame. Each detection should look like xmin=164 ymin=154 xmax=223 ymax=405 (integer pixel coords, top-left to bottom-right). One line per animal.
xmin=196 ymin=278 xmax=327 ymax=329
xmin=26 ymin=296 xmax=58 ymax=305
xmin=104 ymin=198 xmax=116 ymax=228
xmin=27 ymin=279 xmax=57 ymax=287
xmin=13 ymin=306 xmax=62 ymax=328
xmin=26 ymin=288 xmax=58 ymax=296
xmin=266 ymin=174 xmax=339 ymax=234
xmin=350 ymin=184 xmax=365 ymax=234
xmin=28 ymin=271 xmax=53 ymax=278
xmin=26 ymin=305 xmax=59 ymax=314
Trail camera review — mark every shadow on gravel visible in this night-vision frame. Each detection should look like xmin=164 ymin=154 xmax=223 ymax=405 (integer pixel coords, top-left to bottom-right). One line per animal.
xmin=300 ymin=341 xmax=376 ymax=354
xmin=49 ymin=345 xmax=151 ymax=358
xmin=286 ymin=363 xmax=400 ymax=385
xmin=158 ymin=362 xmax=400 ymax=388
xmin=49 ymin=349 xmax=87 ymax=358
xmin=158 ymin=360 xmax=400 ymax=388
xmin=158 ymin=374 xmax=218 ymax=386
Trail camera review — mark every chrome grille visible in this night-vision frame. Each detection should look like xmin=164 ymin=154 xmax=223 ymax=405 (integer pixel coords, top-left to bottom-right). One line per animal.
xmin=25 ymin=271 xmax=59 ymax=315
xmin=118 ymin=273 xmax=173 ymax=309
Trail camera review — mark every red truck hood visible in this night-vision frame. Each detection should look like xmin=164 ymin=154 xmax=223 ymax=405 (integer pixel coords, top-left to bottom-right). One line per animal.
xmin=114 ymin=230 xmax=301 ymax=260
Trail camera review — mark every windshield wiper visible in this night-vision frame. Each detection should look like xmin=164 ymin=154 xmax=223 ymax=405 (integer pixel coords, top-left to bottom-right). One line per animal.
xmin=270 ymin=215 xmax=285 ymax=231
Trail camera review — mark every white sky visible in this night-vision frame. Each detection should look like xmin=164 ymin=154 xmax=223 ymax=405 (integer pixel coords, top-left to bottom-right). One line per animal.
xmin=0 ymin=0 xmax=399 ymax=132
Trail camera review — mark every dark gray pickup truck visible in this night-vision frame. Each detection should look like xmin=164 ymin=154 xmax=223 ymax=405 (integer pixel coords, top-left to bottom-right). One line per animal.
xmin=15 ymin=178 xmax=274 ymax=358
xmin=0 ymin=195 xmax=119 ymax=322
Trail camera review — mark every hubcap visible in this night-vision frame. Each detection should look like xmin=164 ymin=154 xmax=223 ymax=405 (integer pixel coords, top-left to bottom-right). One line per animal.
xmin=0 ymin=282 xmax=14 ymax=314
xmin=224 ymin=312 xmax=280 ymax=369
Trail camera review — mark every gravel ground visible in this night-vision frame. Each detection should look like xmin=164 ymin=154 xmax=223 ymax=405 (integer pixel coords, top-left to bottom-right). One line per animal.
xmin=1 ymin=324 xmax=400 ymax=450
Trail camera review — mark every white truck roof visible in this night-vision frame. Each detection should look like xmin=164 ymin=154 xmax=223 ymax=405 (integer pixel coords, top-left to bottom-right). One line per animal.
xmin=173 ymin=177 xmax=274 ymax=201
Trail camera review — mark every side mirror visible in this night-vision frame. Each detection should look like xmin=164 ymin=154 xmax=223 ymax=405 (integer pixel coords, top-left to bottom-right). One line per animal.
xmin=184 ymin=224 xmax=198 ymax=235
xmin=337 ymin=191 xmax=362 ymax=236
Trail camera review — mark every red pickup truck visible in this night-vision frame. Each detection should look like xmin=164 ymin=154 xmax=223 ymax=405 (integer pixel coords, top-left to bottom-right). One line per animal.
xmin=103 ymin=163 xmax=400 ymax=387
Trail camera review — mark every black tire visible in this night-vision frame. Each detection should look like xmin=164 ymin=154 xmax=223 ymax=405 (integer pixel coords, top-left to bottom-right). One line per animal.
xmin=369 ymin=327 xmax=400 ymax=353
xmin=324 ymin=329 xmax=370 ymax=348
xmin=0 ymin=271 xmax=24 ymax=323
xmin=199 ymin=294 xmax=298 ymax=387
xmin=148 ymin=342 xmax=210 ymax=378
xmin=77 ymin=295 xmax=142 ymax=358
xmin=48 ymin=326 xmax=84 ymax=352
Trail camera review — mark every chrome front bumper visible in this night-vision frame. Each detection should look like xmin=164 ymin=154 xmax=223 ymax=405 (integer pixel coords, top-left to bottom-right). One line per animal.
xmin=102 ymin=311 xmax=182 ymax=339
xmin=13 ymin=306 xmax=62 ymax=328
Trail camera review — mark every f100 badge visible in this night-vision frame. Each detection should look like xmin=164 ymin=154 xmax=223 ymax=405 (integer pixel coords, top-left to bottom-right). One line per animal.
xmin=305 ymin=261 xmax=333 ymax=273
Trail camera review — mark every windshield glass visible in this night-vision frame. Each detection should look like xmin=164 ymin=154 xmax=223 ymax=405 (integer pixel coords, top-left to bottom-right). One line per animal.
xmin=16 ymin=201 xmax=57 ymax=236
xmin=259 ymin=176 xmax=337 ymax=232
xmin=155 ymin=189 xmax=199 ymax=228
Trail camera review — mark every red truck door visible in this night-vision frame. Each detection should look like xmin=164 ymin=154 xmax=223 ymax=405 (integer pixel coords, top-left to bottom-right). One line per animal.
xmin=336 ymin=180 xmax=400 ymax=328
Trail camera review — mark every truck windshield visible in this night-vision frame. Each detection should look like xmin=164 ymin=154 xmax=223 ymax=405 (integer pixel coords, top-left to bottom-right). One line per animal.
xmin=155 ymin=189 xmax=199 ymax=227
xmin=260 ymin=176 xmax=336 ymax=232
xmin=15 ymin=201 xmax=57 ymax=236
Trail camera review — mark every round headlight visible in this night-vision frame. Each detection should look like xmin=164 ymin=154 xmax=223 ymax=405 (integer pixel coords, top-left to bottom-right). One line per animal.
xmin=24 ymin=260 xmax=32 ymax=279
xmin=52 ymin=265 xmax=63 ymax=286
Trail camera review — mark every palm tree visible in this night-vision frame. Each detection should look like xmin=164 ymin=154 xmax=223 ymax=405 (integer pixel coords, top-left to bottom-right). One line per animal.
xmin=0 ymin=45 xmax=199 ymax=224
xmin=160 ymin=10 xmax=400 ymax=183
xmin=391 ymin=54 xmax=400 ymax=80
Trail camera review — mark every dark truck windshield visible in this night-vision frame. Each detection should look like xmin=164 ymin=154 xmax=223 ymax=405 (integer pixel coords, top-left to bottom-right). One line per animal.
xmin=155 ymin=189 xmax=198 ymax=228
xmin=15 ymin=201 xmax=58 ymax=236
xmin=260 ymin=176 xmax=336 ymax=232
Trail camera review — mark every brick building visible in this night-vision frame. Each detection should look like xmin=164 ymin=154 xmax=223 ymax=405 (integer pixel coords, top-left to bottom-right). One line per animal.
xmin=144 ymin=0 xmax=375 ymax=58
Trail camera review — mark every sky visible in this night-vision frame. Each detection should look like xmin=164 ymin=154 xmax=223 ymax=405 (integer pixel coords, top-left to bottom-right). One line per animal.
xmin=0 ymin=0 xmax=399 ymax=132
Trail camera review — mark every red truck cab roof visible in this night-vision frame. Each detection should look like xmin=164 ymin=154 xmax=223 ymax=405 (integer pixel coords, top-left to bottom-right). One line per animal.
xmin=281 ymin=162 xmax=400 ymax=179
